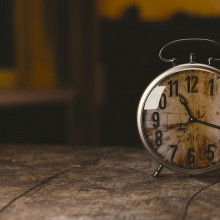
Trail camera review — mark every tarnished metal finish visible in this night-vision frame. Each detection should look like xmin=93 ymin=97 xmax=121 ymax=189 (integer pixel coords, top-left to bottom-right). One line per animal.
xmin=137 ymin=63 xmax=220 ymax=175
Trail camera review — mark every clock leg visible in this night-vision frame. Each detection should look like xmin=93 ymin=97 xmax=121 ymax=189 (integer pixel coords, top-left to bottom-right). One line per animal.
xmin=153 ymin=165 xmax=164 ymax=177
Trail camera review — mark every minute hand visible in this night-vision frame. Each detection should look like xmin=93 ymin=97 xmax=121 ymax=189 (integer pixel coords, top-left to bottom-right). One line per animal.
xmin=194 ymin=118 xmax=220 ymax=130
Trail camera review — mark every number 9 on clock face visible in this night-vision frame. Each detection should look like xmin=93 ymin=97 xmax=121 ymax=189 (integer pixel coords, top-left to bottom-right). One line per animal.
xmin=137 ymin=64 xmax=220 ymax=175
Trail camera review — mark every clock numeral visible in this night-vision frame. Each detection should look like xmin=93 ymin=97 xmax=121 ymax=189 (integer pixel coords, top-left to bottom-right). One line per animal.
xmin=159 ymin=93 xmax=167 ymax=109
xmin=185 ymin=76 xmax=198 ymax=93
xmin=168 ymin=80 xmax=178 ymax=97
xmin=207 ymin=144 xmax=215 ymax=161
xmin=155 ymin=130 xmax=162 ymax=146
xmin=209 ymin=79 xmax=214 ymax=96
xmin=187 ymin=148 xmax=195 ymax=165
xmin=152 ymin=112 xmax=160 ymax=128
xmin=170 ymin=145 xmax=178 ymax=161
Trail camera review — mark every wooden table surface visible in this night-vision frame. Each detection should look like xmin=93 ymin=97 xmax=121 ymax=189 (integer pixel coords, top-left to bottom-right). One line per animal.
xmin=0 ymin=145 xmax=219 ymax=220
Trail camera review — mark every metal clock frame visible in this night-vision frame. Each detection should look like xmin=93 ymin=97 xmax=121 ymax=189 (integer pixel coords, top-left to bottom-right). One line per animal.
xmin=137 ymin=63 xmax=220 ymax=176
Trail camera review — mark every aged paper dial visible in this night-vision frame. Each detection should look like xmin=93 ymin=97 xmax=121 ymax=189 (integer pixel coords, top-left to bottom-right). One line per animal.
xmin=142 ymin=69 xmax=220 ymax=170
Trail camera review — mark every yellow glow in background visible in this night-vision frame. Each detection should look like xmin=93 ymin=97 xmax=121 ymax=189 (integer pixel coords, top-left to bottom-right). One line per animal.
xmin=96 ymin=0 xmax=220 ymax=20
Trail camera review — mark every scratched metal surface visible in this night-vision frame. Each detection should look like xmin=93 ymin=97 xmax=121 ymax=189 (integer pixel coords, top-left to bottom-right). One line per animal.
xmin=0 ymin=145 xmax=219 ymax=220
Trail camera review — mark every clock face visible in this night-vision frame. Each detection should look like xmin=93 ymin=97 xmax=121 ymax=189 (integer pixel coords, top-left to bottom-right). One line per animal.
xmin=141 ymin=67 xmax=220 ymax=171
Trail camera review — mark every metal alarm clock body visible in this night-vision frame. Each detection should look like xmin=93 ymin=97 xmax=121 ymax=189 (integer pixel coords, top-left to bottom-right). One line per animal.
xmin=137 ymin=39 xmax=220 ymax=176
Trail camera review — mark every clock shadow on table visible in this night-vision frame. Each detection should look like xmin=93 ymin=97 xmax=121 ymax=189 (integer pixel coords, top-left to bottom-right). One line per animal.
xmin=157 ymin=168 xmax=220 ymax=184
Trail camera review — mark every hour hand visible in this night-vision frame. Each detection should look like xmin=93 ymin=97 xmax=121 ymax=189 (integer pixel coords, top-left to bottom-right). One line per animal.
xmin=178 ymin=94 xmax=193 ymax=117
xmin=178 ymin=94 xmax=187 ymax=105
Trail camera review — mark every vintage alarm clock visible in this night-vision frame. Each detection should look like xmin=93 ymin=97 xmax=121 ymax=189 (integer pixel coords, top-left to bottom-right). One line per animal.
xmin=137 ymin=38 xmax=220 ymax=177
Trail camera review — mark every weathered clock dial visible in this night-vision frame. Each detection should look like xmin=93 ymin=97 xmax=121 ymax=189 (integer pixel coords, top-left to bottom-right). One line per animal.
xmin=141 ymin=68 xmax=220 ymax=171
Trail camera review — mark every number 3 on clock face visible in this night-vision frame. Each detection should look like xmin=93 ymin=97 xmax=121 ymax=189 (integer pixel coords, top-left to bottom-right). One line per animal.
xmin=137 ymin=64 xmax=220 ymax=175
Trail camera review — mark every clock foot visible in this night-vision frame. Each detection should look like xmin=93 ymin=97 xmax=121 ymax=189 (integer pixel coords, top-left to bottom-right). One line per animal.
xmin=153 ymin=165 xmax=164 ymax=177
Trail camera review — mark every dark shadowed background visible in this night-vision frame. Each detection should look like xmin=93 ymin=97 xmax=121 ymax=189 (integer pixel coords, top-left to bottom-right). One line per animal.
xmin=0 ymin=0 xmax=220 ymax=146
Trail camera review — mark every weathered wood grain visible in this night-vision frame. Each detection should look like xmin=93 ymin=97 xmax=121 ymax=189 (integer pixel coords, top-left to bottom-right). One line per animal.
xmin=0 ymin=145 xmax=219 ymax=220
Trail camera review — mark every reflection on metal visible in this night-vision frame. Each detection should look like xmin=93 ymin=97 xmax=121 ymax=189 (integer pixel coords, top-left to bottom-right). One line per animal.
xmin=153 ymin=164 xmax=164 ymax=177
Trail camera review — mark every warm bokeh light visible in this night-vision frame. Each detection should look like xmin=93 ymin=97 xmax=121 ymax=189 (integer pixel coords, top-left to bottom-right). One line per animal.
xmin=96 ymin=0 xmax=220 ymax=20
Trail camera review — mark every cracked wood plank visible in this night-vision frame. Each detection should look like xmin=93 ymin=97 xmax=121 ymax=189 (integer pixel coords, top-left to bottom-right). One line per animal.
xmin=0 ymin=145 xmax=219 ymax=220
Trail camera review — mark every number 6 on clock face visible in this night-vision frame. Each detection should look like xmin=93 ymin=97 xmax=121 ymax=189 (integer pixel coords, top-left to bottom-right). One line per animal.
xmin=137 ymin=63 xmax=220 ymax=175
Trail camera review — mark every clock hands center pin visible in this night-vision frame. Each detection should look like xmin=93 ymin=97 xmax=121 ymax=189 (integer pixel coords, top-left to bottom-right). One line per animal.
xmin=178 ymin=93 xmax=220 ymax=130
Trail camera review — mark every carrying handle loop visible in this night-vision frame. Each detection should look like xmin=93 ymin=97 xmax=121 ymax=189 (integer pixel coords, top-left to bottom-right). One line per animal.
xmin=159 ymin=38 xmax=220 ymax=66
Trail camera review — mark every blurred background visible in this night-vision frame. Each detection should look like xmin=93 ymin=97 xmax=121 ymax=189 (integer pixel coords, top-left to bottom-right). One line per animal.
xmin=0 ymin=0 xmax=220 ymax=146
